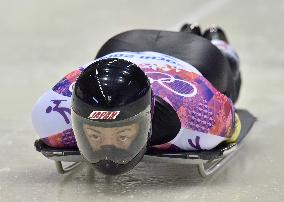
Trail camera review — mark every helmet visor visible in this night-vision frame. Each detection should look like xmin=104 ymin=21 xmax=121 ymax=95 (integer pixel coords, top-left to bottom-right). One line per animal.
xmin=72 ymin=106 xmax=151 ymax=164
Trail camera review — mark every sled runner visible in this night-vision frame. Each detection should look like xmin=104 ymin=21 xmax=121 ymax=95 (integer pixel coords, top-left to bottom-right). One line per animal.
xmin=34 ymin=109 xmax=256 ymax=177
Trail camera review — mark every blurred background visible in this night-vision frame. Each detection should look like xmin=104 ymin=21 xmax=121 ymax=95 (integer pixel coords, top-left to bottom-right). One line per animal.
xmin=0 ymin=0 xmax=284 ymax=201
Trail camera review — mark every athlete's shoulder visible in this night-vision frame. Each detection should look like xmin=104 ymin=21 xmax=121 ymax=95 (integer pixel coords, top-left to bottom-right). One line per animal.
xmin=32 ymin=67 xmax=84 ymax=138
xmin=52 ymin=67 xmax=85 ymax=97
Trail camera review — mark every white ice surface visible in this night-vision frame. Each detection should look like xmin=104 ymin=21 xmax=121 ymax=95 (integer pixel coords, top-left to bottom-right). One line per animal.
xmin=1 ymin=0 xmax=284 ymax=201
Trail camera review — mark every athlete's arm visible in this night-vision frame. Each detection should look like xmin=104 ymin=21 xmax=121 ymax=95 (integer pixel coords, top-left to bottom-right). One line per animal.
xmin=31 ymin=68 xmax=84 ymax=148
xmin=149 ymin=71 xmax=239 ymax=151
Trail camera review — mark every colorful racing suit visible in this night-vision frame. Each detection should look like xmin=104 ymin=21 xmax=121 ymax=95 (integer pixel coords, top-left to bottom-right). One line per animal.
xmin=32 ymin=51 xmax=240 ymax=151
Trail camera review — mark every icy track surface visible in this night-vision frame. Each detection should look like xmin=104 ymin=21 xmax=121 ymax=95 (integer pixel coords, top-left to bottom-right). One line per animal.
xmin=0 ymin=0 xmax=284 ymax=201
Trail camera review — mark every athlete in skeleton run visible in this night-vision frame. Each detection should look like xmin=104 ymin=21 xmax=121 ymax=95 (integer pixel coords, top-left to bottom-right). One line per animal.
xmin=32 ymin=24 xmax=243 ymax=174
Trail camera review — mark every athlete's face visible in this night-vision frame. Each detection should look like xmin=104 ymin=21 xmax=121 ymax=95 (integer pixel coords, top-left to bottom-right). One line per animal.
xmin=83 ymin=123 xmax=139 ymax=151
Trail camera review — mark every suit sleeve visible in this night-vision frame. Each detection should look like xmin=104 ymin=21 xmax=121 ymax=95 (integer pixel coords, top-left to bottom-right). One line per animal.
xmin=31 ymin=68 xmax=84 ymax=148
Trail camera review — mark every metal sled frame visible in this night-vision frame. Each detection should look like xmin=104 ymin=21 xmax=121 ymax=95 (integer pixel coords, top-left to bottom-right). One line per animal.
xmin=34 ymin=109 xmax=256 ymax=177
xmin=144 ymin=138 xmax=240 ymax=177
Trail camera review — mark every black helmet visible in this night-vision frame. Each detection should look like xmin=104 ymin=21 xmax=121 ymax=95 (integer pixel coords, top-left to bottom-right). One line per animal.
xmin=71 ymin=58 xmax=152 ymax=175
